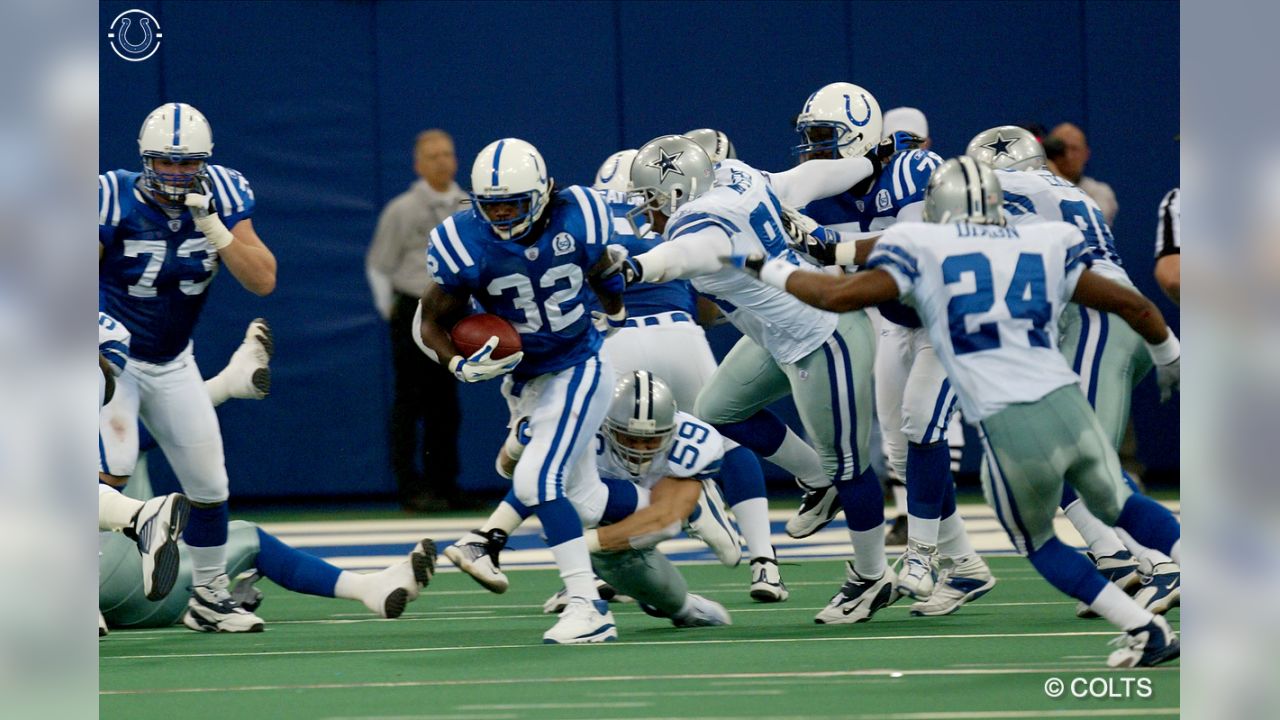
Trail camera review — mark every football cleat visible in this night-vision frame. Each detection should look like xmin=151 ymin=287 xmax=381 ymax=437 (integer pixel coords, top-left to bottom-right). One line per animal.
xmin=1132 ymin=559 xmax=1180 ymax=615
xmin=749 ymin=556 xmax=789 ymax=603
xmin=895 ymin=541 xmax=937 ymax=601
xmin=98 ymin=611 xmax=108 ymax=638
xmin=1107 ymin=615 xmax=1180 ymax=667
xmin=885 ymin=514 xmax=909 ymax=546
xmin=443 ymin=529 xmax=509 ymax=593
xmin=672 ymin=594 xmax=732 ymax=628
xmin=785 ymin=480 xmax=842 ymax=538
xmin=1077 ymin=550 xmax=1141 ymax=618
xmin=543 ymin=576 xmax=617 ymax=614
xmin=183 ymin=574 xmax=265 ymax=633
xmin=361 ymin=539 xmax=437 ymax=619
xmin=910 ymin=554 xmax=996 ymax=616
xmin=132 ymin=492 xmax=190 ymax=601
xmin=542 ymin=597 xmax=618 ymax=644
xmin=230 ymin=570 xmax=264 ymax=612
xmin=814 ymin=562 xmax=900 ymax=624
xmin=684 ymin=479 xmax=743 ymax=567
xmin=219 ymin=318 xmax=274 ymax=400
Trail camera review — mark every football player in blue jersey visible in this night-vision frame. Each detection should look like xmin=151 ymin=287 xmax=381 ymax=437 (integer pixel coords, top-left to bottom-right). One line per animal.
xmin=98 ymin=103 xmax=276 ymax=633
xmin=414 ymin=138 xmax=625 ymax=644
xmin=590 ymin=142 xmax=786 ymax=601
xmin=789 ymin=83 xmax=995 ymax=616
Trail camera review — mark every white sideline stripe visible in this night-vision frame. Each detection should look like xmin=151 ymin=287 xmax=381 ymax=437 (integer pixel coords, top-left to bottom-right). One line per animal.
xmin=458 ymin=703 xmax=648 ymax=710
xmin=101 ymin=630 xmax=1130 ymax=662
xmin=100 ymin=666 xmax=1177 ymax=696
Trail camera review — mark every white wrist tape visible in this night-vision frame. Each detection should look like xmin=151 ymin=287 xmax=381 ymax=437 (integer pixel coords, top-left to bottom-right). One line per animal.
xmin=759 ymin=259 xmax=800 ymax=290
xmin=834 ymin=242 xmax=858 ymax=268
xmin=584 ymin=529 xmax=602 ymax=554
xmin=195 ymin=214 xmax=235 ymax=250
xmin=1146 ymin=333 xmax=1180 ymax=365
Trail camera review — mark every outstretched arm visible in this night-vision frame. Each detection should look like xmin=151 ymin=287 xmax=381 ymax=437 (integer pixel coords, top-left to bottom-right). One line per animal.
xmin=592 ymin=478 xmax=702 ymax=551
xmin=768 ymin=156 xmax=875 ymax=208
xmin=758 ymin=261 xmax=901 ymax=313
xmin=1070 ymin=270 xmax=1171 ymax=345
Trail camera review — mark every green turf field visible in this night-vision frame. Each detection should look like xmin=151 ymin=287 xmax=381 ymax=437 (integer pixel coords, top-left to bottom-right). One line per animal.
xmin=100 ymin=556 xmax=1179 ymax=719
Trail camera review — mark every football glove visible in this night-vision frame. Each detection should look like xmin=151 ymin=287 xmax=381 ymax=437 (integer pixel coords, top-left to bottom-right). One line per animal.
xmin=1155 ymin=357 xmax=1179 ymax=403
xmin=184 ymin=175 xmax=235 ymax=250
xmin=865 ymin=131 xmax=926 ymax=172
xmin=780 ymin=205 xmax=840 ymax=266
xmin=448 ymin=335 xmax=523 ymax=383
xmin=601 ymin=243 xmax=644 ymax=286
xmin=591 ymin=308 xmax=627 ymax=338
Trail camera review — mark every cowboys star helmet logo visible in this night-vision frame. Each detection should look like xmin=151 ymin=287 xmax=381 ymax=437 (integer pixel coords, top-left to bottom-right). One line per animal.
xmin=648 ymin=147 xmax=685 ymax=183
xmin=982 ymin=133 xmax=1016 ymax=159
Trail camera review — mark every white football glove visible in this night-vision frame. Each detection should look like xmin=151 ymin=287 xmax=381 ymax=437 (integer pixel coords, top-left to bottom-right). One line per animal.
xmin=184 ymin=176 xmax=235 ymax=249
xmin=591 ymin=308 xmax=627 ymax=338
xmin=448 ymin=335 xmax=523 ymax=383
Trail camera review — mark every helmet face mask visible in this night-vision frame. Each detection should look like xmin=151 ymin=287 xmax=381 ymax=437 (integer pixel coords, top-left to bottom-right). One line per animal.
xmin=965 ymin=126 xmax=1046 ymax=172
xmin=470 ymin=138 xmax=551 ymax=242
xmin=922 ymin=157 xmax=1006 ymax=226
xmin=604 ymin=371 xmax=678 ymax=476
xmin=793 ymin=83 xmax=883 ymax=163
xmin=137 ymin=102 xmax=213 ymax=204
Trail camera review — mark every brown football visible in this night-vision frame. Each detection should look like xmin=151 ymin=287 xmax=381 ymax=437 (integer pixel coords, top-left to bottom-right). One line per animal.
xmin=451 ymin=313 xmax=522 ymax=359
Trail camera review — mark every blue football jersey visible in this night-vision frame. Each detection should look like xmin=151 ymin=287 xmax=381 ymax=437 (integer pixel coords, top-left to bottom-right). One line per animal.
xmin=98 ymin=166 xmax=255 ymax=363
xmin=427 ymin=185 xmax=613 ymax=380
xmin=803 ymin=150 xmax=942 ymax=328
xmin=603 ymin=199 xmax=697 ymax=318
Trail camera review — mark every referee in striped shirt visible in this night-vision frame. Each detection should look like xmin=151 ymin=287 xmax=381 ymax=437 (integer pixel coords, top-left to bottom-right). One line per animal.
xmin=1155 ymin=188 xmax=1180 ymax=304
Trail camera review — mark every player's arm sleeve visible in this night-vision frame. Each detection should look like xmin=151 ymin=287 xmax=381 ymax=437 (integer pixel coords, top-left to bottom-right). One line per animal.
xmin=207 ymin=166 xmax=256 ymax=227
xmin=766 ymin=156 xmax=876 ymax=208
xmin=633 ymin=224 xmax=733 ymax=283
xmin=1059 ymin=227 xmax=1094 ymax=302
xmin=569 ymin=185 xmax=615 ymax=264
xmin=1155 ymin=189 xmax=1180 ymax=258
xmin=864 ymin=233 xmax=920 ymax=297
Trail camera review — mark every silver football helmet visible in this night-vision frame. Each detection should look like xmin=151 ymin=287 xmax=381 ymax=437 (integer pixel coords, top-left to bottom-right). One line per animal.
xmin=683 ymin=128 xmax=737 ymax=163
xmin=604 ymin=371 xmax=678 ymax=475
xmin=965 ymin=126 xmax=1045 ymax=171
xmin=626 ymin=135 xmax=715 ymax=236
xmin=922 ymin=157 xmax=1005 ymax=225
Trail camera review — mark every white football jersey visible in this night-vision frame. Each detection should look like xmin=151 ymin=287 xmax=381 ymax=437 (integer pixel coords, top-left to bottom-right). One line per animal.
xmin=668 ymin=160 xmax=837 ymax=364
xmin=869 ymin=220 xmax=1090 ymax=422
xmin=996 ymin=169 xmax=1129 ymax=283
xmin=596 ymin=411 xmax=724 ymax=489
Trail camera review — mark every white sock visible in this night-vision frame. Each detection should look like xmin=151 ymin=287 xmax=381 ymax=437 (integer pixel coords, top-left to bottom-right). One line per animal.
xmin=333 ymin=571 xmax=370 ymax=601
xmin=1114 ymin=528 xmax=1173 ymax=566
xmin=204 ymin=375 xmax=232 ymax=407
xmin=550 ymin=537 xmax=599 ymax=600
xmin=849 ymin=528 xmax=886 ymax=580
xmin=1089 ymin=582 xmax=1154 ymax=631
xmin=98 ymin=484 xmax=142 ymax=531
xmin=892 ymin=483 xmax=909 ymax=518
xmin=1063 ymin=500 xmax=1127 ymax=556
xmin=731 ymin=498 xmax=774 ymax=560
xmin=187 ymin=544 xmax=227 ymax=587
xmin=937 ymin=510 xmax=976 ymax=561
xmin=766 ymin=430 xmax=827 ymax=488
xmin=907 ymin=514 xmax=940 ymax=548
xmin=481 ymin=501 xmax=525 ymax=534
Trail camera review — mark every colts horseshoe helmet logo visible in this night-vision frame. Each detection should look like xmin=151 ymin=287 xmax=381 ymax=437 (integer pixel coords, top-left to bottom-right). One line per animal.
xmin=108 ymin=9 xmax=163 ymax=62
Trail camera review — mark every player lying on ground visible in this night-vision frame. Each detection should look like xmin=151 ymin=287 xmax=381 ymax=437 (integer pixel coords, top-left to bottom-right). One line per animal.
xmin=100 ymin=521 xmax=435 ymax=633
xmin=447 ymin=371 xmax=747 ymax=620
xmin=739 ymin=157 xmax=1181 ymax=667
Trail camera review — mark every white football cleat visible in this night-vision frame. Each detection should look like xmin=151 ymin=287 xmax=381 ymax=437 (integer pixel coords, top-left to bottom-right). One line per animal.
xmin=1107 ymin=615 xmax=1180 ymax=667
xmin=184 ymin=574 xmax=265 ymax=633
xmin=214 ymin=318 xmax=273 ymax=401
xmin=1132 ymin=559 xmax=1180 ymax=615
xmin=98 ymin=611 xmax=108 ymax=638
xmin=443 ymin=529 xmax=509 ymax=593
xmin=1077 ymin=550 xmax=1141 ymax=618
xmin=910 ymin=554 xmax=996 ymax=616
xmin=359 ymin=539 xmax=437 ymax=618
xmin=785 ymin=481 xmax=841 ymax=539
xmin=748 ymin=556 xmax=789 ymax=603
xmin=131 ymin=492 xmax=190 ymax=601
xmin=543 ymin=576 xmax=617 ymax=614
xmin=684 ymin=479 xmax=742 ymax=567
xmin=542 ymin=597 xmax=618 ymax=644
xmin=814 ymin=562 xmax=900 ymax=624
xmin=895 ymin=541 xmax=937 ymax=601
xmin=672 ymin=594 xmax=732 ymax=628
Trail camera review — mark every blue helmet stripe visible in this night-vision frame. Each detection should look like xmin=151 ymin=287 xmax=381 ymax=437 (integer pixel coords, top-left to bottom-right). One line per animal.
xmin=491 ymin=140 xmax=506 ymax=187
xmin=172 ymin=102 xmax=181 ymax=146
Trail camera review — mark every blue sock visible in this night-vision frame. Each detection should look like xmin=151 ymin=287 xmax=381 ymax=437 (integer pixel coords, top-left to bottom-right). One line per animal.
xmin=184 ymin=502 xmax=228 ymax=547
xmin=1059 ymin=483 xmax=1080 ymax=510
xmin=906 ymin=441 xmax=951 ymax=522
xmin=254 ymin=528 xmax=340 ymax=597
xmin=534 ymin=497 xmax=583 ymax=547
xmin=503 ymin=489 xmax=534 ymax=521
xmin=834 ymin=467 xmax=884 ymax=532
xmin=719 ymin=446 xmax=766 ymax=506
xmin=1027 ymin=537 xmax=1108 ymax=604
xmin=600 ymin=478 xmax=640 ymax=524
xmin=1115 ymin=493 xmax=1180 ymax=556
xmin=714 ymin=410 xmax=788 ymax=456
